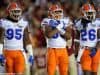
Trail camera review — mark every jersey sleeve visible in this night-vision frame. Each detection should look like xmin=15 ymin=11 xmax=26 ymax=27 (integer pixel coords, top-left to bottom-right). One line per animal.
xmin=41 ymin=18 xmax=50 ymax=31
xmin=96 ymin=18 xmax=100 ymax=29
xmin=0 ymin=19 xmax=2 ymax=27
xmin=75 ymin=19 xmax=82 ymax=31
xmin=0 ymin=19 xmax=4 ymax=27
xmin=90 ymin=18 xmax=100 ymax=29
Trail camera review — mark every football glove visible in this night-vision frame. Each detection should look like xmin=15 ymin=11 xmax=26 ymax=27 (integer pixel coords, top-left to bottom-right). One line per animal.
xmin=28 ymin=55 xmax=34 ymax=65
xmin=49 ymin=19 xmax=65 ymax=35
xmin=26 ymin=44 xmax=34 ymax=66
xmin=56 ymin=21 xmax=65 ymax=35
xmin=0 ymin=55 xmax=5 ymax=66
xmin=89 ymin=47 xmax=97 ymax=57
xmin=49 ymin=19 xmax=60 ymax=28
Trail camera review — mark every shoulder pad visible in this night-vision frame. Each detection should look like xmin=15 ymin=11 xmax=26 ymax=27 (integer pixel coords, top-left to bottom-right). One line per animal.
xmin=62 ymin=17 xmax=73 ymax=25
xmin=96 ymin=18 xmax=100 ymax=20
xmin=75 ymin=19 xmax=81 ymax=26
xmin=92 ymin=18 xmax=100 ymax=27
xmin=18 ymin=18 xmax=29 ymax=27
xmin=0 ymin=18 xmax=7 ymax=27
xmin=41 ymin=18 xmax=50 ymax=26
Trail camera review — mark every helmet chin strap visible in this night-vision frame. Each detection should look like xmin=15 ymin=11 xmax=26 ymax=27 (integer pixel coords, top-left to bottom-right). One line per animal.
xmin=52 ymin=13 xmax=63 ymax=20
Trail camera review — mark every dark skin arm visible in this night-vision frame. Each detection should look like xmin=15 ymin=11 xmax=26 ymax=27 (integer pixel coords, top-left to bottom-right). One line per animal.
xmin=64 ymin=25 xmax=73 ymax=40
xmin=0 ymin=27 xmax=5 ymax=55
xmin=23 ymin=26 xmax=32 ymax=50
xmin=44 ymin=25 xmax=59 ymax=38
xmin=44 ymin=24 xmax=73 ymax=39
xmin=0 ymin=27 xmax=5 ymax=44
xmin=96 ymin=29 xmax=100 ymax=49
xmin=74 ymin=28 xmax=80 ymax=57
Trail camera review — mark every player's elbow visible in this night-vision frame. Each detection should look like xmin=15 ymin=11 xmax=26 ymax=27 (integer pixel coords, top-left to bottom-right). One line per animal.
xmin=45 ymin=34 xmax=53 ymax=38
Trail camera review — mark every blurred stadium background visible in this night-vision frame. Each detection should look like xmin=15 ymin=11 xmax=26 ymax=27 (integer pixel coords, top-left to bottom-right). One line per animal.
xmin=0 ymin=0 xmax=100 ymax=75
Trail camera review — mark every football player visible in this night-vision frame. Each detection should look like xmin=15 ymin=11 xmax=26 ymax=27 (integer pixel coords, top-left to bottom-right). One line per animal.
xmin=0 ymin=2 xmax=34 ymax=75
xmin=75 ymin=3 xmax=100 ymax=75
xmin=41 ymin=4 xmax=72 ymax=75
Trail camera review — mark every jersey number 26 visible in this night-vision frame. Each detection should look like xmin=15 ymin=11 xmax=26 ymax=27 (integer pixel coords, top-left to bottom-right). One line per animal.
xmin=81 ymin=29 xmax=96 ymax=41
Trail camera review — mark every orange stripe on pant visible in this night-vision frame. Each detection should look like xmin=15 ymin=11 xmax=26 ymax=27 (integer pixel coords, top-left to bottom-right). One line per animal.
xmin=47 ymin=48 xmax=69 ymax=75
xmin=3 ymin=50 xmax=25 ymax=74
xmin=80 ymin=48 xmax=100 ymax=72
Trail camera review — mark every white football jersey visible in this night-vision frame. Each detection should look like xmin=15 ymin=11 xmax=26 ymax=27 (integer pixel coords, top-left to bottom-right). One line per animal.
xmin=0 ymin=18 xmax=28 ymax=50
xmin=75 ymin=18 xmax=100 ymax=47
xmin=41 ymin=17 xmax=72 ymax=48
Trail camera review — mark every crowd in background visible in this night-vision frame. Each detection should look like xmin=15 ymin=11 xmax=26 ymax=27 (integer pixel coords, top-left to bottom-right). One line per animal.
xmin=0 ymin=0 xmax=100 ymax=74
xmin=0 ymin=0 xmax=100 ymax=49
xmin=0 ymin=0 xmax=100 ymax=47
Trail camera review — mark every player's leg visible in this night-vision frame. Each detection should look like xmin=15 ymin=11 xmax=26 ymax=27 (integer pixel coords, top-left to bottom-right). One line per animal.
xmin=69 ymin=54 xmax=77 ymax=75
xmin=4 ymin=50 xmax=14 ymax=74
xmin=58 ymin=48 xmax=68 ymax=75
xmin=77 ymin=63 xmax=83 ymax=75
xmin=97 ymin=61 xmax=100 ymax=75
xmin=47 ymin=48 xmax=57 ymax=75
xmin=92 ymin=50 xmax=100 ymax=75
xmin=80 ymin=49 xmax=92 ymax=75
xmin=14 ymin=51 xmax=25 ymax=75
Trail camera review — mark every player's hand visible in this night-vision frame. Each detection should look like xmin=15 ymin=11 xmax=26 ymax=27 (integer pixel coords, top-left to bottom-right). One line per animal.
xmin=0 ymin=54 xmax=5 ymax=66
xmin=56 ymin=21 xmax=63 ymax=29
xmin=49 ymin=20 xmax=60 ymax=27
xmin=89 ymin=47 xmax=97 ymax=57
xmin=56 ymin=21 xmax=65 ymax=35
xmin=28 ymin=55 xmax=34 ymax=66
xmin=26 ymin=44 xmax=34 ymax=66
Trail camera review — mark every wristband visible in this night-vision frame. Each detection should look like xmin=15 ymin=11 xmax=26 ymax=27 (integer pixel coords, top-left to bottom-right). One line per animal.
xmin=0 ymin=44 xmax=3 ymax=54
xmin=74 ymin=39 xmax=80 ymax=43
xmin=26 ymin=44 xmax=33 ymax=56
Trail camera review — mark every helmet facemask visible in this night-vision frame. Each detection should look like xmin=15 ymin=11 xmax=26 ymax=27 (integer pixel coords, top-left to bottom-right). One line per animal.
xmin=10 ymin=8 xmax=22 ymax=21
xmin=52 ymin=9 xmax=63 ymax=20
xmin=84 ymin=10 xmax=96 ymax=21
xmin=82 ymin=4 xmax=96 ymax=21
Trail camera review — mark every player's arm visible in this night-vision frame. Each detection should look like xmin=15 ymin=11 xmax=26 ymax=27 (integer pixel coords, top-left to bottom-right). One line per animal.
xmin=24 ymin=26 xmax=34 ymax=65
xmin=74 ymin=28 xmax=80 ymax=57
xmin=63 ymin=25 xmax=73 ymax=40
xmin=0 ymin=27 xmax=5 ymax=53
xmin=74 ymin=28 xmax=84 ymax=62
xmin=43 ymin=19 xmax=65 ymax=38
xmin=60 ymin=18 xmax=74 ymax=40
xmin=44 ymin=25 xmax=59 ymax=38
xmin=96 ymin=28 xmax=100 ymax=49
xmin=0 ymin=27 xmax=5 ymax=65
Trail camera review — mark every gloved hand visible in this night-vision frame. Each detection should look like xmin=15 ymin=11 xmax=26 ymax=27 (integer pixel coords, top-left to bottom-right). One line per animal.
xmin=28 ymin=55 xmax=34 ymax=66
xmin=89 ymin=47 xmax=97 ymax=57
xmin=26 ymin=44 xmax=34 ymax=66
xmin=49 ymin=19 xmax=60 ymax=28
xmin=0 ymin=54 xmax=5 ymax=66
xmin=56 ymin=21 xmax=65 ymax=35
